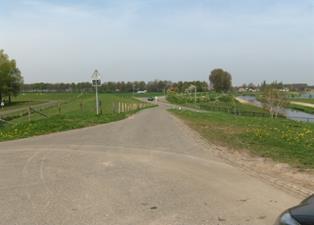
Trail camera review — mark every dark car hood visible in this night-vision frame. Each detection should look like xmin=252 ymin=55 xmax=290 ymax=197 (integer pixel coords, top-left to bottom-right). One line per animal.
xmin=290 ymin=195 xmax=314 ymax=225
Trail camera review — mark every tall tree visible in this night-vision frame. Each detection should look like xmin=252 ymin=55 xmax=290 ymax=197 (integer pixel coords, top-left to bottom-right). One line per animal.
xmin=209 ymin=69 xmax=232 ymax=92
xmin=0 ymin=50 xmax=23 ymax=103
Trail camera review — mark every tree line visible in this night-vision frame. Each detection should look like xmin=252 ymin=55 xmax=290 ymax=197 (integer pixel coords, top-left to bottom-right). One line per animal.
xmin=1 ymin=49 xmax=232 ymax=102
xmin=0 ymin=50 xmax=23 ymax=103
xmin=21 ymin=68 xmax=231 ymax=94
xmin=23 ymin=80 xmax=209 ymax=93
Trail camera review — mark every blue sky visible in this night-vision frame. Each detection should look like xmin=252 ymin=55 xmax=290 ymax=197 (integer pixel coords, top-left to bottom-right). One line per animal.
xmin=0 ymin=0 xmax=313 ymax=85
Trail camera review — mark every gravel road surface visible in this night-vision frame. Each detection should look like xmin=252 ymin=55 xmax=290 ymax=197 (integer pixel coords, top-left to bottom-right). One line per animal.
xmin=0 ymin=104 xmax=301 ymax=225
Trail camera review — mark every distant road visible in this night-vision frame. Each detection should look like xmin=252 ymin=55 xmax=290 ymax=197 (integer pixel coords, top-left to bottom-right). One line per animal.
xmin=0 ymin=103 xmax=300 ymax=225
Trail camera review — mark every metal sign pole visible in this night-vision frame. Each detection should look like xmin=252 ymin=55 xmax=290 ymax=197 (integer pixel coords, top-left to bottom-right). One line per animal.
xmin=91 ymin=69 xmax=101 ymax=116
xmin=96 ymin=83 xmax=99 ymax=115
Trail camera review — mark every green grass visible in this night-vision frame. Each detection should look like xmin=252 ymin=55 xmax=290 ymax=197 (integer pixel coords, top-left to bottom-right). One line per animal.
xmin=170 ymin=109 xmax=314 ymax=169
xmin=0 ymin=93 xmax=152 ymax=142
xmin=0 ymin=93 xmax=86 ymax=116
xmin=0 ymin=112 xmax=129 ymax=142
xmin=13 ymin=92 xmax=78 ymax=101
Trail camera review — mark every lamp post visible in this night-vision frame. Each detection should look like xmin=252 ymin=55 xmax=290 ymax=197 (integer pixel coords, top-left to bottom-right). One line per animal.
xmin=91 ymin=70 xmax=101 ymax=115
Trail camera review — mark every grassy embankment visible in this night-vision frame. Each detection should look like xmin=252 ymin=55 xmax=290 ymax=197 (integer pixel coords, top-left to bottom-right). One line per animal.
xmin=0 ymin=93 xmax=153 ymax=142
xmin=170 ymin=109 xmax=314 ymax=169
xmin=167 ymin=92 xmax=268 ymax=115
xmin=288 ymin=99 xmax=314 ymax=115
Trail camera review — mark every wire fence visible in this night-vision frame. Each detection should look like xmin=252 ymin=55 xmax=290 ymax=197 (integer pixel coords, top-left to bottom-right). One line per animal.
xmin=182 ymin=104 xmax=314 ymax=123
xmin=197 ymin=104 xmax=271 ymax=118
xmin=0 ymin=101 xmax=153 ymax=124
xmin=0 ymin=101 xmax=59 ymax=121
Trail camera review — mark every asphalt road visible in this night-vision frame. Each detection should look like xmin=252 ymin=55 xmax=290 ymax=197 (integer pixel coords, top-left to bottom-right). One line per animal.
xmin=0 ymin=104 xmax=301 ymax=225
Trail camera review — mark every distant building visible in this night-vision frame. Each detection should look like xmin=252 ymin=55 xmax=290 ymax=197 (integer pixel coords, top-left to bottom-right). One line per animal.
xmin=279 ymin=88 xmax=289 ymax=92
xmin=284 ymin=83 xmax=308 ymax=92
xmin=237 ymin=87 xmax=258 ymax=93
xmin=238 ymin=87 xmax=246 ymax=93
xmin=137 ymin=90 xmax=147 ymax=94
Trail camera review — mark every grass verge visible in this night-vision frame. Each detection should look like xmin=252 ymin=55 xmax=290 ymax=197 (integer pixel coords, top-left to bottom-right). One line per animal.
xmin=0 ymin=111 xmax=131 ymax=142
xmin=0 ymin=93 xmax=153 ymax=142
xmin=170 ymin=109 xmax=314 ymax=169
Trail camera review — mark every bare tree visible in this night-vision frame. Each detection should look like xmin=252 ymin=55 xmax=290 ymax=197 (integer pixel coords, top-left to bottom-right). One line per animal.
xmin=261 ymin=83 xmax=288 ymax=118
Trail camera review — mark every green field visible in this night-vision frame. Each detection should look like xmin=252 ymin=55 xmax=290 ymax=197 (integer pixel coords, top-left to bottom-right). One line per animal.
xmin=0 ymin=93 xmax=151 ymax=142
xmin=1 ymin=93 xmax=80 ymax=114
xmin=0 ymin=100 xmax=42 ymax=111
xmin=170 ymin=109 xmax=314 ymax=169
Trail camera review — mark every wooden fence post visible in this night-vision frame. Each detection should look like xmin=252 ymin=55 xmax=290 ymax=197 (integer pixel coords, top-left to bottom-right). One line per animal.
xmin=80 ymin=101 xmax=83 ymax=112
xmin=58 ymin=103 xmax=61 ymax=114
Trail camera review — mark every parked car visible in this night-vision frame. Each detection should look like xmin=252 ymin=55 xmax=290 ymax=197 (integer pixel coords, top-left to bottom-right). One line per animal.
xmin=274 ymin=194 xmax=314 ymax=225
xmin=147 ymin=97 xmax=154 ymax=101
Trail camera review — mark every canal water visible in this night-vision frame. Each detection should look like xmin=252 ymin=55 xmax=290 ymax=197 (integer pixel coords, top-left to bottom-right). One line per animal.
xmin=238 ymin=96 xmax=314 ymax=123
